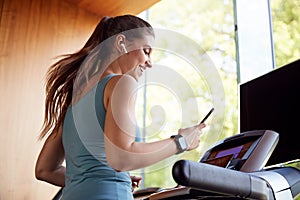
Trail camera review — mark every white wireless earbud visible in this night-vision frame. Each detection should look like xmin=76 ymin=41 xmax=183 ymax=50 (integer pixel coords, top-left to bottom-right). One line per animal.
xmin=120 ymin=42 xmax=128 ymax=54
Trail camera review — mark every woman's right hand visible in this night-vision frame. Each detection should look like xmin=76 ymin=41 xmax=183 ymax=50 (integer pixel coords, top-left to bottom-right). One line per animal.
xmin=178 ymin=123 xmax=206 ymax=151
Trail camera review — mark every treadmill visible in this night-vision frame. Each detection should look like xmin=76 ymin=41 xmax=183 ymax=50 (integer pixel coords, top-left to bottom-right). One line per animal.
xmin=137 ymin=130 xmax=300 ymax=200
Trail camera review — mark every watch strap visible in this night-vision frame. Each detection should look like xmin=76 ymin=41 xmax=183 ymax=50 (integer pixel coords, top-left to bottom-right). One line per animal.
xmin=170 ymin=135 xmax=188 ymax=154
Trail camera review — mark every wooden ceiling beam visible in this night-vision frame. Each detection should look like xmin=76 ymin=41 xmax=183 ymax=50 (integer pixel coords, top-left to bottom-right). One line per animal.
xmin=66 ymin=0 xmax=160 ymax=17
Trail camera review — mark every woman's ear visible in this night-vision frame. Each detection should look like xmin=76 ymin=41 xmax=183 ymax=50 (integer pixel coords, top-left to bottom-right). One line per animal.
xmin=115 ymin=34 xmax=127 ymax=54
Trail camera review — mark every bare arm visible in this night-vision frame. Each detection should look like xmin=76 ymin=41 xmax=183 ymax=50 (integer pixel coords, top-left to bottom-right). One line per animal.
xmin=104 ymin=75 xmax=205 ymax=171
xmin=35 ymin=126 xmax=65 ymax=187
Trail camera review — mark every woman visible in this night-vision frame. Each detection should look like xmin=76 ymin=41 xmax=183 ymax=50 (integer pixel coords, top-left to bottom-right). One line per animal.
xmin=35 ymin=14 xmax=206 ymax=200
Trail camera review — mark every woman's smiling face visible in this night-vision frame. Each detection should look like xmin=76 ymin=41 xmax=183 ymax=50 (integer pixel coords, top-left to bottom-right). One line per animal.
xmin=119 ymin=35 xmax=154 ymax=80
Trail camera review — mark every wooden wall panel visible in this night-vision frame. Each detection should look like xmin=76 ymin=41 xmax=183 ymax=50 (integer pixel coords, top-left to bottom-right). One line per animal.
xmin=0 ymin=0 xmax=99 ymax=199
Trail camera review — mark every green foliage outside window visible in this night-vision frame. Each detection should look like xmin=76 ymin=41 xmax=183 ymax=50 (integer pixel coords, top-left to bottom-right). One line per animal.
xmin=271 ymin=0 xmax=300 ymax=67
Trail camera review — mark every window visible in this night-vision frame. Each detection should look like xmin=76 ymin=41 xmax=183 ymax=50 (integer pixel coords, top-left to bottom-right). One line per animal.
xmin=135 ymin=0 xmax=237 ymax=188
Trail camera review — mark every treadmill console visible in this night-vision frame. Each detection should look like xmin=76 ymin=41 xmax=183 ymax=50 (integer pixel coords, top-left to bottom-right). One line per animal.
xmin=200 ymin=130 xmax=279 ymax=172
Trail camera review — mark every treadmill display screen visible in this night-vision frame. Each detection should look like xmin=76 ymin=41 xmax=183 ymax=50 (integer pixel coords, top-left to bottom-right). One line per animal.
xmin=216 ymin=145 xmax=243 ymax=158
xmin=202 ymin=139 xmax=258 ymax=169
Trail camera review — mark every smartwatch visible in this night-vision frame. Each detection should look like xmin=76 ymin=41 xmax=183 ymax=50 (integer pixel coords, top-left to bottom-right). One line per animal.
xmin=170 ymin=135 xmax=188 ymax=154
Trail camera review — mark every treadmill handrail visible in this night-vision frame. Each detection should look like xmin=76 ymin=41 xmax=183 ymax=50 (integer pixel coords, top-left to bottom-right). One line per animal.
xmin=172 ymin=160 xmax=272 ymax=200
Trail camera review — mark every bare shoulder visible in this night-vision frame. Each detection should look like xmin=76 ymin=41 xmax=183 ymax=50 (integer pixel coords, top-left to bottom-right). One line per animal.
xmin=104 ymin=74 xmax=138 ymax=109
xmin=107 ymin=74 xmax=138 ymax=92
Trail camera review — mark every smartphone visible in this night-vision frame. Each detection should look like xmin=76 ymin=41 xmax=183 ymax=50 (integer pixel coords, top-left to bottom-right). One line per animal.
xmin=200 ymin=107 xmax=214 ymax=123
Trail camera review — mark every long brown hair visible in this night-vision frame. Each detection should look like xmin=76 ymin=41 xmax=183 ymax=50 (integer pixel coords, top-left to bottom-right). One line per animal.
xmin=39 ymin=15 xmax=154 ymax=139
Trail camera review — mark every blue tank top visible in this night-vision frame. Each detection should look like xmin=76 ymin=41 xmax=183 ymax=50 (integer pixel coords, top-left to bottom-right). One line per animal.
xmin=61 ymin=74 xmax=135 ymax=200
